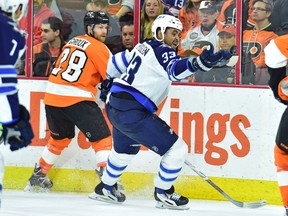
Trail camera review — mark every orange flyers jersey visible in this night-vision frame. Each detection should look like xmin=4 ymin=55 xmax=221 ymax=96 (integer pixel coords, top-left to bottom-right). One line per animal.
xmin=243 ymin=30 xmax=277 ymax=68
xmin=108 ymin=4 xmax=121 ymax=15
xmin=44 ymin=35 xmax=111 ymax=107
xmin=178 ymin=7 xmax=200 ymax=38
xmin=218 ymin=0 xmax=254 ymax=27
xmin=218 ymin=0 xmax=234 ymax=23
xmin=274 ymin=34 xmax=288 ymax=58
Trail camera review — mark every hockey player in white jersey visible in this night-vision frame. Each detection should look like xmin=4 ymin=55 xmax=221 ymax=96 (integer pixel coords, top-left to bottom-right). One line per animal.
xmin=0 ymin=0 xmax=34 ymax=206
xmin=89 ymin=14 xmax=232 ymax=210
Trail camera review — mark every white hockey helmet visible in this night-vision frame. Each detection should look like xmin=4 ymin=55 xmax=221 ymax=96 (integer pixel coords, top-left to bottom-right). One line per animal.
xmin=152 ymin=14 xmax=183 ymax=42
xmin=0 ymin=0 xmax=28 ymax=21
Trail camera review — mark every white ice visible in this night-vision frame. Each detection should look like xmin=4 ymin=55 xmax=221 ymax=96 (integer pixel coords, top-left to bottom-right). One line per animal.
xmin=0 ymin=190 xmax=284 ymax=216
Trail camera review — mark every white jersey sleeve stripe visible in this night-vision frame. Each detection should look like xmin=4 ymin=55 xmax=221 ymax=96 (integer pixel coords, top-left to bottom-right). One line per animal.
xmin=107 ymin=50 xmax=131 ymax=79
xmin=0 ymin=67 xmax=18 ymax=95
xmin=0 ymin=66 xmax=18 ymax=75
xmin=121 ymin=50 xmax=129 ymax=67
xmin=112 ymin=55 xmax=123 ymax=75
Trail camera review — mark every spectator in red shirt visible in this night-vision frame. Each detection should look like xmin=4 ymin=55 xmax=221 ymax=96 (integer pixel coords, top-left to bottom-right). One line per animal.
xmin=19 ymin=0 xmax=55 ymax=45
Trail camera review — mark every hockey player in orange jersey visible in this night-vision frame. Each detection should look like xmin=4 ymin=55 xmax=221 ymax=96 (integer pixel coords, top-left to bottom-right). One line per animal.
xmin=264 ymin=34 xmax=288 ymax=216
xmin=25 ymin=11 xmax=114 ymax=190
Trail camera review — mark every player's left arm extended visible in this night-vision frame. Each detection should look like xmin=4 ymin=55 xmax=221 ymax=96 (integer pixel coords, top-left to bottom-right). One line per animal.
xmin=167 ymin=45 xmax=233 ymax=81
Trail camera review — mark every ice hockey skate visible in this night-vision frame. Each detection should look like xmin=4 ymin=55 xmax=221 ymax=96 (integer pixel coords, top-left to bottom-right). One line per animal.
xmin=154 ymin=186 xmax=189 ymax=210
xmin=94 ymin=150 xmax=109 ymax=180
xmin=95 ymin=166 xmax=105 ymax=180
xmin=285 ymin=207 xmax=288 ymax=216
xmin=95 ymin=166 xmax=125 ymax=192
xmin=24 ymin=163 xmax=53 ymax=192
xmin=89 ymin=181 xmax=126 ymax=204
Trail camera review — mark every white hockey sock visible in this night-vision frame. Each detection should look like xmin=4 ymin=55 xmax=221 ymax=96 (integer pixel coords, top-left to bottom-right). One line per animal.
xmin=154 ymin=138 xmax=188 ymax=190
xmin=102 ymin=149 xmax=135 ymax=187
xmin=41 ymin=146 xmax=59 ymax=165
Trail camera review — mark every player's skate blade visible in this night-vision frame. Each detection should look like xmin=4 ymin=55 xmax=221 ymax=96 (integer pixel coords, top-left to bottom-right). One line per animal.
xmin=154 ymin=186 xmax=189 ymax=210
xmin=24 ymin=182 xmax=51 ymax=193
xmin=24 ymin=163 xmax=53 ymax=192
xmin=155 ymin=201 xmax=190 ymax=210
xmin=88 ymin=192 xmax=124 ymax=204
xmin=88 ymin=192 xmax=120 ymax=204
xmin=89 ymin=182 xmax=126 ymax=204
xmin=95 ymin=167 xmax=125 ymax=193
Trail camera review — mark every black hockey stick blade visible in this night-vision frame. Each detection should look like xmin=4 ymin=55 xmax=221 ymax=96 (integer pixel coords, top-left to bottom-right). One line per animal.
xmin=184 ymin=160 xmax=267 ymax=208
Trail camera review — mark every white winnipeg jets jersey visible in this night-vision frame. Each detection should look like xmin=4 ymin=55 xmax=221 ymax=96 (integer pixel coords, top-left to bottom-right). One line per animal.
xmin=106 ymin=40 xmax=195 ymax=113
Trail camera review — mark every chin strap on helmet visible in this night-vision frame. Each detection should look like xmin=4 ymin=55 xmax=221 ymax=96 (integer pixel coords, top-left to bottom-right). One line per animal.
xmin=88 ymin=24 xmax=95 ymax=37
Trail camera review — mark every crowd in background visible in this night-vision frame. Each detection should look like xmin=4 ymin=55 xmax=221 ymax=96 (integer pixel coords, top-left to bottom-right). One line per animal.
xmin=18 ymin=0 xmax=288 ymax=85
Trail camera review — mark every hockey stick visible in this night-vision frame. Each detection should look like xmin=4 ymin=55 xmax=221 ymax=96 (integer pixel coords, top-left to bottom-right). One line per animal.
xmin=184 ymin=160 xmax=267 ymax=208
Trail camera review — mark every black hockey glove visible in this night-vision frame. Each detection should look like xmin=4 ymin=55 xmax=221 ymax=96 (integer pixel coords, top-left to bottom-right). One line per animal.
xmin=190 ymin=45 xmax=233 ymax=72
xmin=98 ymin=79 xmax=113 ymax=102
xmin=2 ymin=105 xmax=34 ymax=151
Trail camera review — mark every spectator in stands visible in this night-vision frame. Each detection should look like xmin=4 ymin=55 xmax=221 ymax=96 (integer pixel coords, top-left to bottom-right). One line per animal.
xmin=218 ymin=0 xmax=249 ymax=26
xmin=70 ymin=0 xmax=106 ymax=38
xmin=19 ymin=0 xmax=55 ymax=45
xmin=177 ymin=0 xmax=202 ymax=58
xmin=17 ymin=0 xmax=56 ymax=74
xmin=69 ymin=1 xmax=95 ymax=38
xmin=218 ymin=24 xmax=236 ymax=51
xmin=161 ymin=0 xmax=224 ymax=18
xmin=218 ymin=0 xmax=236 ymax=24
xmin=45 ymin=0 xmax=62 ymax=21
xmin=242 ymin=0 xmax=277 ymax=84
xmin=32 ymin=17 xmax=65 ymax=77
xmin=87 ymin=0 xmax=110 ymax=11
xmin=119 ymin=14 xmax=134 ymax=51
xmin=181 ymin=1 xmax=222 ymax=54
xmin=46 ymin=0 xmax=74 ymax=41
xmin=178 ymin=0 xmax=202 ymax=39
xmin=107 ymin=0 xmax=134 ymax=19
xmin=140 ymin=0 xmax=164 ymax=41
xmin=270 ymin=0 xmax=288 ymax=35
xmin=194 ymin=23 xmax=237 ymax=83
xmin=239 ymin=0 xmax=257 ymax=29
xmin=218 ymin=0 xmax=257 ymax=29
xmin=161 ymin=0 xmax=187 ymax=17
xmin=214 ymin=0 xmax=226 ymax=11
xmin=69 ymin=0 xmax=122 ymax=53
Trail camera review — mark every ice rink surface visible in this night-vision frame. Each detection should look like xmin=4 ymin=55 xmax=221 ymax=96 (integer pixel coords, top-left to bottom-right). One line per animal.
xmin=0 ymin=190 xmax=284 ymax=216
